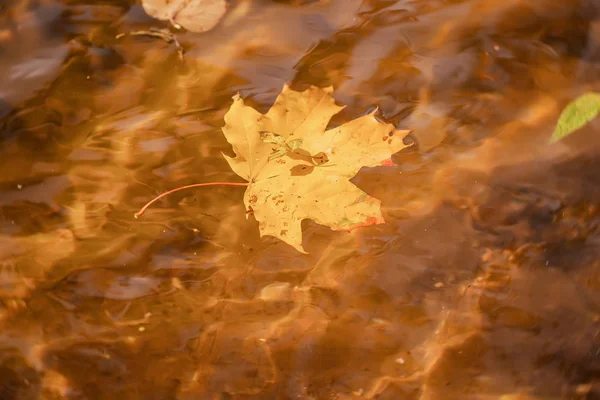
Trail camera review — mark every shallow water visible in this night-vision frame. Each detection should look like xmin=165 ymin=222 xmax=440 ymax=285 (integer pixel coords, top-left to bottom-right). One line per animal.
xmin=1 ymin=0 xmax=600 ymax=398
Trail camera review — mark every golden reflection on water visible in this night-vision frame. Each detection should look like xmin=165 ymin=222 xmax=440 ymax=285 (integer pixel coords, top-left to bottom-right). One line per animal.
xmin=1 ymin=0 xmax=600 ymax=398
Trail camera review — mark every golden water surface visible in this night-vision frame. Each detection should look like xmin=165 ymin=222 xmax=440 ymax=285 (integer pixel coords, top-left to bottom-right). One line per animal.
xmin=1 ymin=0 xmax=600 ymax=398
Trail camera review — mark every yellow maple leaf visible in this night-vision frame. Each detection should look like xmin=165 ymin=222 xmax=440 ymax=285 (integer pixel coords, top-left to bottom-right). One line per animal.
xmin=221 ymin=85 xmax=409 ymax=252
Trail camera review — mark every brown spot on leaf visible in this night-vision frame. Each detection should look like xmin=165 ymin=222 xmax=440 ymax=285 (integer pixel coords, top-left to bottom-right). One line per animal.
xmin=280 ymin=229 xmax=288 ymax=236
xmin=249 ymin=195 xmax=258 ymax=204
xmin=288 ymin=148 xmax=312 ymax=162
xmin=290 ymin=164 xmax=314 ymax=176
xmin=312 ymin=152 xmax=329 ymax=165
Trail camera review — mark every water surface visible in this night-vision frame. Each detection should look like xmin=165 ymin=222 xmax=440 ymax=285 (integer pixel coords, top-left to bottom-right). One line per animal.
xmin=1 ymin=0 xmax=600 ymax=398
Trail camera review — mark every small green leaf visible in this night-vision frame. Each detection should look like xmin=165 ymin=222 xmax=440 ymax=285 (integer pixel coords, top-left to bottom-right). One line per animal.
xmin=551 ymin=92 xmax=600 ymax=143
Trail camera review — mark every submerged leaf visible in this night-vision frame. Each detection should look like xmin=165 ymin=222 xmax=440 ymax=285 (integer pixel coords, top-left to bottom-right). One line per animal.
xmin=0 ymin=229 xmax=75 ymax=299
xmin=551 ymin=92 xmax=600 ymax=142
xmin=141 ymin=0 xmax=227 ymax=33
xmin=221 ymin=85 xmax=410 ymax=252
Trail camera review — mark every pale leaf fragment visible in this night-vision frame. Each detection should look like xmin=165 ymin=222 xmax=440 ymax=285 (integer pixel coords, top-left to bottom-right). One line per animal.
xmin=221 ymin=85 xmax=410 ymax=252
xmin=141 ymin=0 xmax=227 ymax=33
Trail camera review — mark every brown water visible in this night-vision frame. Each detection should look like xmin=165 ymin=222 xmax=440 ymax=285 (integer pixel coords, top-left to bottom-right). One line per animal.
xmin=1 ymin=0 xmax=600 ymax=398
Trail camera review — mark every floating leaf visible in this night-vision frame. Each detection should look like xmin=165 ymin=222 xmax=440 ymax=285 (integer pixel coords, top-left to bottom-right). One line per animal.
xmin=551 ymin=92 xmax=600 ymax=143
xmin=141 ymin=0 xmax=227 ymax=33
xmin=221 ymin=85 xmax=410 ymax=252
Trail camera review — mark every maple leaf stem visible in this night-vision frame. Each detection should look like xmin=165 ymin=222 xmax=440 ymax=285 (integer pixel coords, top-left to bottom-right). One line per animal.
xmin=134 ymin=182 xmax=248 ymax=218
